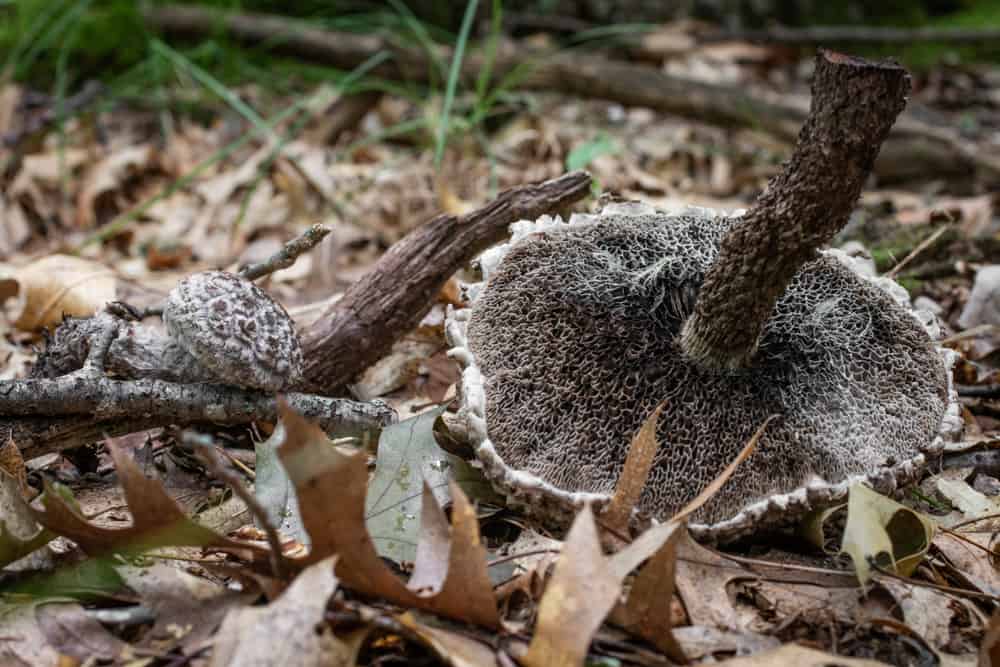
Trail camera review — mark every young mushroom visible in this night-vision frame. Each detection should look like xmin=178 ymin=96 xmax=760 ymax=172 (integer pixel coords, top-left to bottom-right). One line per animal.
xmin=163 ymin=270 xmax=304 ymax=391
xmin=446 ymin=51 xmax=961 ymax=542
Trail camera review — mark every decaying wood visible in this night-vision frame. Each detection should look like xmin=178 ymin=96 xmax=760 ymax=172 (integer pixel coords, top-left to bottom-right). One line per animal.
xmin=143 ymin=4 xmax=1000 ymax=183
xmin=240 ymin=223 xmax=331 ymax=281
xmin=300 ymin=170 xmax=593 ymax=391
xmin=705 ymin=25 xmax=1000 ymax=46
xmin=1 ymin=376 xmax=393 ymax=460
xmin=681 ymin=51 xmax=909 ymax=369
xmin=3 ymin=172 xmax=589 ymax=454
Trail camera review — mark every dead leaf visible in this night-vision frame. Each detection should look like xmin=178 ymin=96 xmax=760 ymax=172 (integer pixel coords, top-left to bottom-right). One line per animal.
xmin=673 ymin=625 xmax=780 ymax=661
xmin=212 ymin=556 xmax=366 ymax=667
xmin=277 ymin=402 xmax=500 ymax=629
xmin=76 ymin=144 xmax=156 ymax=228
xmin=0 ymin=470 xmax=51 ymax=567
xmin=673 ymin=530 xmax=747 ymax=630
xmin=120 ymin=562 xmax=253 ymax=655
xmin=841 ymin=482 xmax=936 ymax=584
xmin=602 ymin=402 xmax=665 ymax=533
xmin=31 ymin=441 xmax=254 ymax=557
xmin=9 ymin=254 xmax=116 ymax=331
xmin=932 ymin=531 xmax=1000 ymax=599
xmin=982 ymin=611 xmax=1000 ymax=667
xmin=365 ymin=406 xmax=450 ymax=563
xmin=0 ymin=194 xmax=32 ymax=256
xmin=937 ymin=477 xmax=1000 ymax=520
xmin=398 ymin=612 xmax=498 ymax=667
xmin=0 ymin=435 xmax=29 ymax=496
xmin=0 ymin=600 xmax=127 ymax=664
xmin=522 ymin=504 xmax=620 ymax=667
xmin=608 ymin=520 xmax=687 ymax=662
xmin=427 ymin=481 xmax=500 ymax=629
xmin=878 ymin=578 xmax=982 ymax=650
xmin=714 ymin=643 xmax=888 ymax=666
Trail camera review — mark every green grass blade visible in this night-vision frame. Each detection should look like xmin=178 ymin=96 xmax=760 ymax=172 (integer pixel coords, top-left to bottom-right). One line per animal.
xmin=151 ymin=40 xmax=270 ymax=137
xmin=435 ymin=0 xmax=479 ymax=167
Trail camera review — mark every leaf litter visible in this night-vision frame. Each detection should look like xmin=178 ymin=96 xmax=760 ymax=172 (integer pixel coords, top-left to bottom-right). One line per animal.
xmin=3 ymin=29 xmax=1000 ymax=667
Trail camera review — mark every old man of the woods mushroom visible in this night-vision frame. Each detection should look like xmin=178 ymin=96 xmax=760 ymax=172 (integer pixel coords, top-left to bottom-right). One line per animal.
xmin=446 ymin=51 xmax=961 ymax=542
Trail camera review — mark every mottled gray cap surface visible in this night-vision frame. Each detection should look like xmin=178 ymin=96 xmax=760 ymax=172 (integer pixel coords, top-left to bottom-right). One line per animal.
xmin=465 ymin=214 xmax=951 ymax=526
xmin=164 ymin=271 xmax=304 ymax=391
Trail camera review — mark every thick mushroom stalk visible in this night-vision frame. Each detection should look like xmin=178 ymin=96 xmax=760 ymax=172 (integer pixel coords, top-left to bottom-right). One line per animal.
xmin=679 ymin=50 xmax=910 ymax=370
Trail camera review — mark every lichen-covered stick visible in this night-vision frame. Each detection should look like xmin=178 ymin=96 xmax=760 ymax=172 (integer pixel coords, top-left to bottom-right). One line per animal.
xmin=1 ymin=378 xmax=395 ymax=459
xmin=447 ymin=50 xmax=963 ymax=543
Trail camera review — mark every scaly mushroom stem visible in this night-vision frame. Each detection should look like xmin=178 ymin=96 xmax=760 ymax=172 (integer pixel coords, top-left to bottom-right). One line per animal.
xmin=679 ymin=50 xmax=910 ymax=369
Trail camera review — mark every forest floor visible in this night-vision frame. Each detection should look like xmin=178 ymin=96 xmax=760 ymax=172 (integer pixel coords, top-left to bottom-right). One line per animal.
xmin=3 ymin=9 xmax=1000 ymax=667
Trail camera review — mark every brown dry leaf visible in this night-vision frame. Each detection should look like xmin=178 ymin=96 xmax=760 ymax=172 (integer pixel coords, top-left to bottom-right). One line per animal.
xmin=429 ymin=480 xmax=501 ymax=629
xmin=119 ymin=561 xmax=254 ymax=656
xmin=607 ymin=520 xmax=687 ymax=663
xmin=715 ymin=643 xmax=887 ymax=666
xmin=0 ymin=194 xmax=32 ymax=256
xmin=277 ymin=403 xmax=500 ymax=629
xmin=0 ymin=434 xmax=29 ymax=496
xmin=31 ymin=441 xmax=253 ymax=556
xmin=10 ymin=254 xmax=116 ymax=331
xmin=0 ymin=469 xmax=50 ymax=567
xmin=602 ymin=402 xmax=665 ymax=533
xmin=397 ymin=612 xmax=498 ymax=667
xmin=635 ymin=22 xmax=698 ymax=60
xmin=878 ymin=578 xmax=984 ymax=651
xmin=983 ymin=612 xmax=1000 ymax=667
xmin=212 ymin=556 xmax=367 ymax=667
xmin=937 ymin=478 xmax=1000 ymax=520
xmin=522 ymin=504 xmax=620 ymax=667
xmin=673 ymin=626 xmax=780 ymax=661
xmin=0 ymin=600 xmax=128 ymax=665
xmin=9 ymin=149 xmax=90 ymax=221
xmin=75 ymin=144 xmax=156 ymax=228
xmin=674 ymin=530 xmax=748 ymax=630
xmin=932 ymin=531 xmax=1000 ymax=599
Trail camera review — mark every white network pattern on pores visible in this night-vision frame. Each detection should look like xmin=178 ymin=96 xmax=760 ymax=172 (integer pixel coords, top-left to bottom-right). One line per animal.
xmin=455 ymin=210 xmax=956 ymax=534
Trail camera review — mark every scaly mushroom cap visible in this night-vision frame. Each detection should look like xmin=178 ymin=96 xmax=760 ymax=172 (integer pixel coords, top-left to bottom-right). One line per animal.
xmin=164 ymin=271 xmax=304 ymax=391
xmin=447 ymin=209 xmax=960 ymax=541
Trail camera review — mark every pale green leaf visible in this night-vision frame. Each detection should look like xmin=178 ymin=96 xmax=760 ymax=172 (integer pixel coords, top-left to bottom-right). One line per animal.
xmin=840 ymin=482 xmax=935 ymax=584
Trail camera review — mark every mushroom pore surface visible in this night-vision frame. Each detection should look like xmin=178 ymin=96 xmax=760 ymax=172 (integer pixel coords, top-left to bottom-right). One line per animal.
xmin=163 ymin=271 xmax=304 ymax=391
xmin=465 ymin=213 xmax=950 ymax=525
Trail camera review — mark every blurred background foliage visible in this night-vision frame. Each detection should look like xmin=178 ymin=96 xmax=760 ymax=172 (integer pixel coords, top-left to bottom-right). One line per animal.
xmin=2 ymin=0 xmax=999 ymax=93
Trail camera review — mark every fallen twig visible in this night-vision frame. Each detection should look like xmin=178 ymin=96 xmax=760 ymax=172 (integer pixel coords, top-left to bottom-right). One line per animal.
xmin=183 ymin=431 xmax=287 ymax=579
xmin=240 ymin=223 xmax=331 ymax=281
xmin=704 ymin=24 xmax=1000 ymax=46
xmin=0 ymin=377 xmax=393 ymax=459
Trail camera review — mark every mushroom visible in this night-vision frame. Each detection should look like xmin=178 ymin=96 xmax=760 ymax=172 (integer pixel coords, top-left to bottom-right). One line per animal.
xmin=445 ymin=52 xmax=962 ymax=542
xmin=163 ymin=271 xmax=304 ymax=391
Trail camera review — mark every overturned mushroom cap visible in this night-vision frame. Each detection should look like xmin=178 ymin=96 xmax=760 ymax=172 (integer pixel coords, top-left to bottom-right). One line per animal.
xmin=446 ymin=207 xmax=961 ymax=542
xmin=164 ymin=271 xmax=304 ymax=391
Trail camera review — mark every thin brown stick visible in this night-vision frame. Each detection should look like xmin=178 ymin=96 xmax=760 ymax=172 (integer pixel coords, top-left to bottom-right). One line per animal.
xmin=183 ymin=431 xmax=286 ymax=578
xmin=239 ymin=224 xmax=331 ymax=282
xmin=871 ymin=561 xmax=1000 ymax=603
xmin=885 ymin=224 xmax=951 ymax=279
